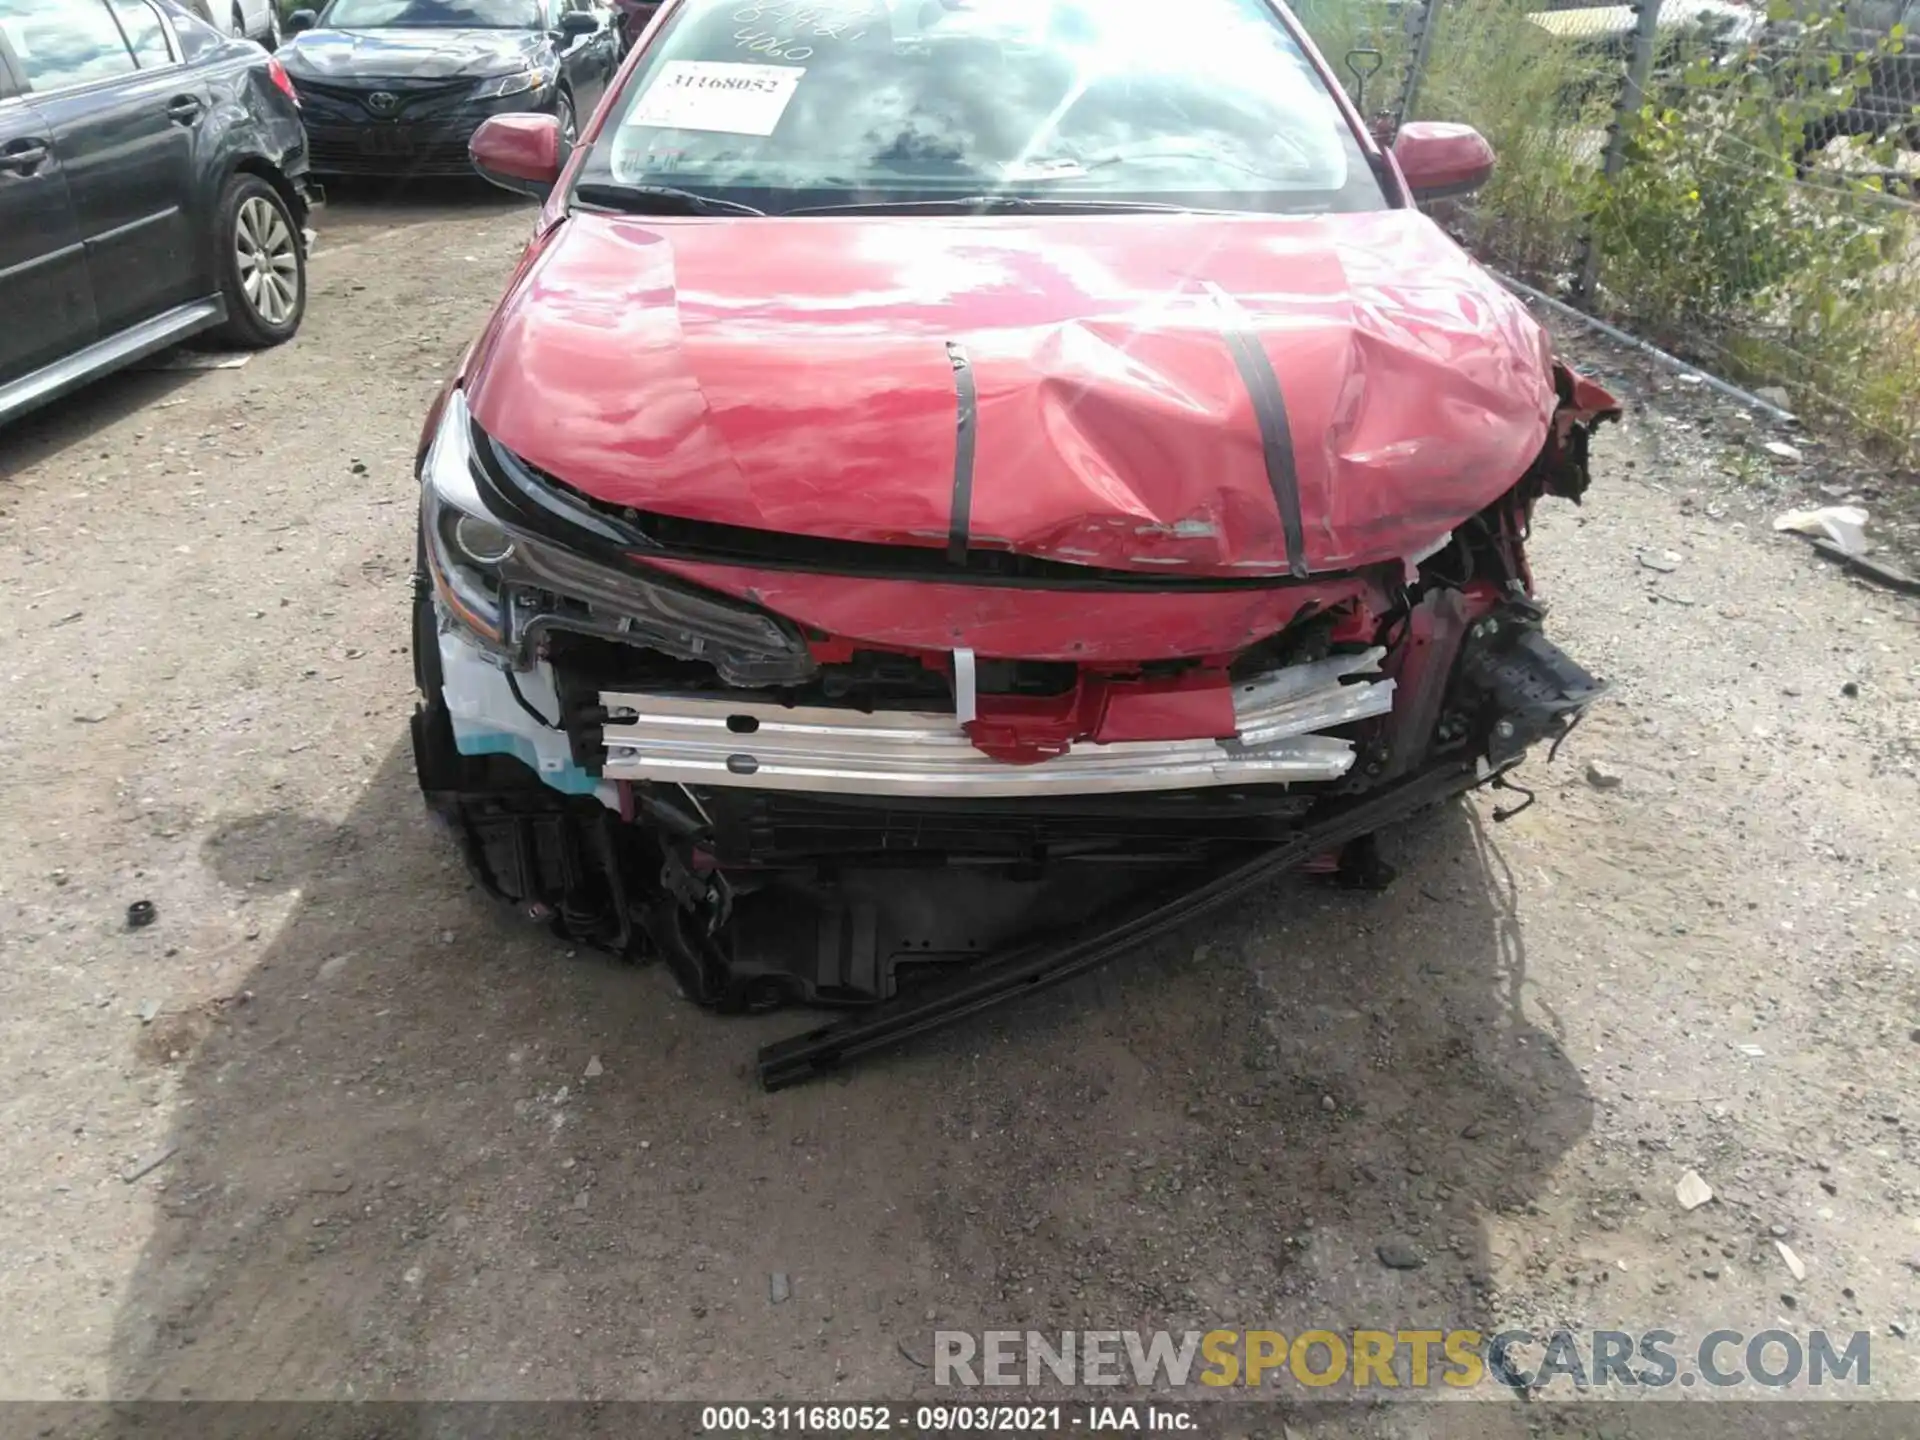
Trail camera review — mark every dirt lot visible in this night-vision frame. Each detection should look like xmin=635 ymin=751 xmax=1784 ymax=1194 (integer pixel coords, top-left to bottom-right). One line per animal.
xmin=2 ymin=186 xmax=1918 ymax=1433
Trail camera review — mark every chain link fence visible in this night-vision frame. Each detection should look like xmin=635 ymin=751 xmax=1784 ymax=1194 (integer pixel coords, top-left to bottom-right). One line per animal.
xmin=1289 ymin=0 xmax=1435 ymax=133
xmin=1299 ymin=0 xmax=1920 ymax=460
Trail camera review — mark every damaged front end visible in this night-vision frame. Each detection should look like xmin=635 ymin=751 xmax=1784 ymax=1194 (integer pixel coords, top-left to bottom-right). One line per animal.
xmin=410 ymin=367 xmax=1618 ymax=1086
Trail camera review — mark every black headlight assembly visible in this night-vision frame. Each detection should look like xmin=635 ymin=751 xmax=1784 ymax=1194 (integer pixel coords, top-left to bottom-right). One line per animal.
xmin=418 ymin=389 xmax=817 ymax=688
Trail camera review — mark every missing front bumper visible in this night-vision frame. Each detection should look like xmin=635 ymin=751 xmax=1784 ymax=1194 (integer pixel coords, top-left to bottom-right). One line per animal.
xmin=415 ymin=596 xmax=1604 ymax=1085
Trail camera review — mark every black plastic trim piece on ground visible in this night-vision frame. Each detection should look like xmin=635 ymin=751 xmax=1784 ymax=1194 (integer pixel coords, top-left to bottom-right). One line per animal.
xmin=1808 ymin=536 xmax=1920 ymax=596
xmin=755 ymin=758 xmax=1481 ymax=1090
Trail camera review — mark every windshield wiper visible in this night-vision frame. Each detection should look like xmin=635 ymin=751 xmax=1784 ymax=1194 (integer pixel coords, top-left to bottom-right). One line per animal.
xmin=573 ymin=182 xmax=766 ymax=217
xmin=1022 ymin=147 xmax=1315 ymax=187
xmin=781 ymin=195 xmax=1205 ymax=217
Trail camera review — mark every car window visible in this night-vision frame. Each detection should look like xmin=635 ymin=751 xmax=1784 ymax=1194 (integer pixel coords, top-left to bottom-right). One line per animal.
xmin=107 ymin=0 xmax=174 ymax=69
xmin=0 ymin=0 xmax=139 ymax=93
xmin=317 ymin=0 xmax=544 ymax=27
xmin=170 ymin=4 xmax=227 ymax=63
xmin=579 ymin=0 xmax=1386 ymax=216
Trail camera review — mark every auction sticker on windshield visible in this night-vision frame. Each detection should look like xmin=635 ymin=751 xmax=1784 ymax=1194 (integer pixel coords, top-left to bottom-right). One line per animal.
xmin=627 ymin=61 xmax=806 ymax=136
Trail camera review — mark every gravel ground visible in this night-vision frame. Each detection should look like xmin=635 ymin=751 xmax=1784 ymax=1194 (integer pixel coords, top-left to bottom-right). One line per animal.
xmin=1 ymin=187 xmax=1917 ymax=1433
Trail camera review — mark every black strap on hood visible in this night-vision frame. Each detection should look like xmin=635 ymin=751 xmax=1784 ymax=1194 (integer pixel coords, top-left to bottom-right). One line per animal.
xmin=945 ymin=340 xmax=978 ymax=567
xmin=1204 ymin=282 xmax=1308 ymax=579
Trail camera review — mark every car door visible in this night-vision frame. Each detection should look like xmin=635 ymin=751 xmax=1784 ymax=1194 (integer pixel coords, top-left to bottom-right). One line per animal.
xmin=0 ymin=40 xmax=97 ymax=388
xmin=557 ymin=0 xmax=617 ymax=115
xmin=5 ymin=0 xmax=203 ymax=342
xmin=238 ymin=0 xmax=271 ymax=41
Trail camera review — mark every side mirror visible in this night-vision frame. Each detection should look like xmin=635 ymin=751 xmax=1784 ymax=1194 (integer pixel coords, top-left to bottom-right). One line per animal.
xmin=1392 ymin=121 xmax=1496 ymax=202
xmin=558 ymin=10 xmax=599 ymax=38
xmin=471 ymin=113 xmax=563 ymax=198
xmin=286 ymin=8 xmax=318 ymax=34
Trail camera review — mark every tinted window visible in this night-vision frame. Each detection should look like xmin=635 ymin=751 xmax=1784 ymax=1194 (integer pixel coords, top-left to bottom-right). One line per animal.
xmin=318 ymin=0 xmax=543 ymax=26
xmin=0 ymin=0 xmax=139 ymax=92
xmin=107 ymin=0 xmax=173 ymax=69
xmin=581 ymin=0 xmax=1385 ymax=216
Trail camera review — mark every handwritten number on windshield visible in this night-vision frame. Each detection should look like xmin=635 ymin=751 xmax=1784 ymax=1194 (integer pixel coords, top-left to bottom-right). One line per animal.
xmin=734 ymin=28 xmax=814 ymax=59
xmin=732 ymin=2 xmax=871 ymax=60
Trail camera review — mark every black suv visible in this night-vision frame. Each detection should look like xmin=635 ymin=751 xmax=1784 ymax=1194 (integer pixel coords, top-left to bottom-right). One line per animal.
xmin=0 ymin=0 xmax=315 ymax=426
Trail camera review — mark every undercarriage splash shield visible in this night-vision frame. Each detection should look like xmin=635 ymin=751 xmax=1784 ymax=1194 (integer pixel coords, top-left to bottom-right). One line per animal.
xmin=754 ymin=758 xmax=1482 ymax=1089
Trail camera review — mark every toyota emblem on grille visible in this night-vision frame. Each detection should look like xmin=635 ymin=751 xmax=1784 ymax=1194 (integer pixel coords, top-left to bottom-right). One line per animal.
xmin=367 ymin=91 xmax=399 ymax=114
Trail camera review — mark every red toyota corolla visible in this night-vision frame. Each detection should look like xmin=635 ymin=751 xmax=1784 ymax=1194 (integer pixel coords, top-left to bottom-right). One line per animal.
xmin=413 ymin=0 xmax=1619 ymax=1085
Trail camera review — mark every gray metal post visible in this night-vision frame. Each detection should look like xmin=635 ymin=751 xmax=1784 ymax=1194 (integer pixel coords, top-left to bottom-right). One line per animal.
xmin=1393 ymin=0 xmax=1441 ymax=131
xmin=1575 ymin=0 xmax=1663 ymax=302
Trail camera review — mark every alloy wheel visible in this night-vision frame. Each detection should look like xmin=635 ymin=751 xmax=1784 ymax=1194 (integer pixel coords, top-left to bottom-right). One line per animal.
xmin=235 ymin=195 xmax=299 ymax=327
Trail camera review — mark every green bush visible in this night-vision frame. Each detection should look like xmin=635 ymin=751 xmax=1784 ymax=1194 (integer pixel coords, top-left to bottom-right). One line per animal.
xmin=1292 ymin=0 xmax=1920 ymax=460
xmin=1591 ymin=12 xmax=1900 ymax=315
xmin=1586 ymin=10 xmax=1919 ymax=452
xmin=1289 ymin=0 xmax=1419 ymax=122
xmin=1413 ymin=0 xmax=1620 ymax=278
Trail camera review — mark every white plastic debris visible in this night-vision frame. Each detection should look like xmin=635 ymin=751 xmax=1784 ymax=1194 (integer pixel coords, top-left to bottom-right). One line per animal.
xmin=1774 ymin=505 xmax=1868 ymax=558
xmin=133 ymin=350 xmax=254 ymax=372
xmin=1675 ymin=1170 xmax=1714 ymax=1211
xmin=1776 ymin=1240 xmax=1807 ymax=1282
xmin=1763 ymin=439 xmax=1804 ymax=462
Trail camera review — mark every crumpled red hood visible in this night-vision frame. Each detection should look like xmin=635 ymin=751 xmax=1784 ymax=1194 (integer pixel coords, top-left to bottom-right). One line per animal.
xmin=464 ymin=209 xmax=1556 ymax=576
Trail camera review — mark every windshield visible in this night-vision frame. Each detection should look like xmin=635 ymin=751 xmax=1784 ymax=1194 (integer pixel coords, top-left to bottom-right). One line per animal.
xmin=319 ymin=0 xmax=542 ymax=28
xmin=575 ymin=0 xmax=1387 ymax=215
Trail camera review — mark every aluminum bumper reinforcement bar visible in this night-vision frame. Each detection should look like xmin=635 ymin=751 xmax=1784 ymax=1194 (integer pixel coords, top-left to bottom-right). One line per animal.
xmin=756 ymin=756 xmax=1484 ymax=1090
xmin=600 ymin=649 xmax=1396 ymax=799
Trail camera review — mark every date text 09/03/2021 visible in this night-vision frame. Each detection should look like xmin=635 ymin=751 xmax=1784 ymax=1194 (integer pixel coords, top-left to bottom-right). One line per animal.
xmin=699 ymin=1405 xmax=1190 ymax=1433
